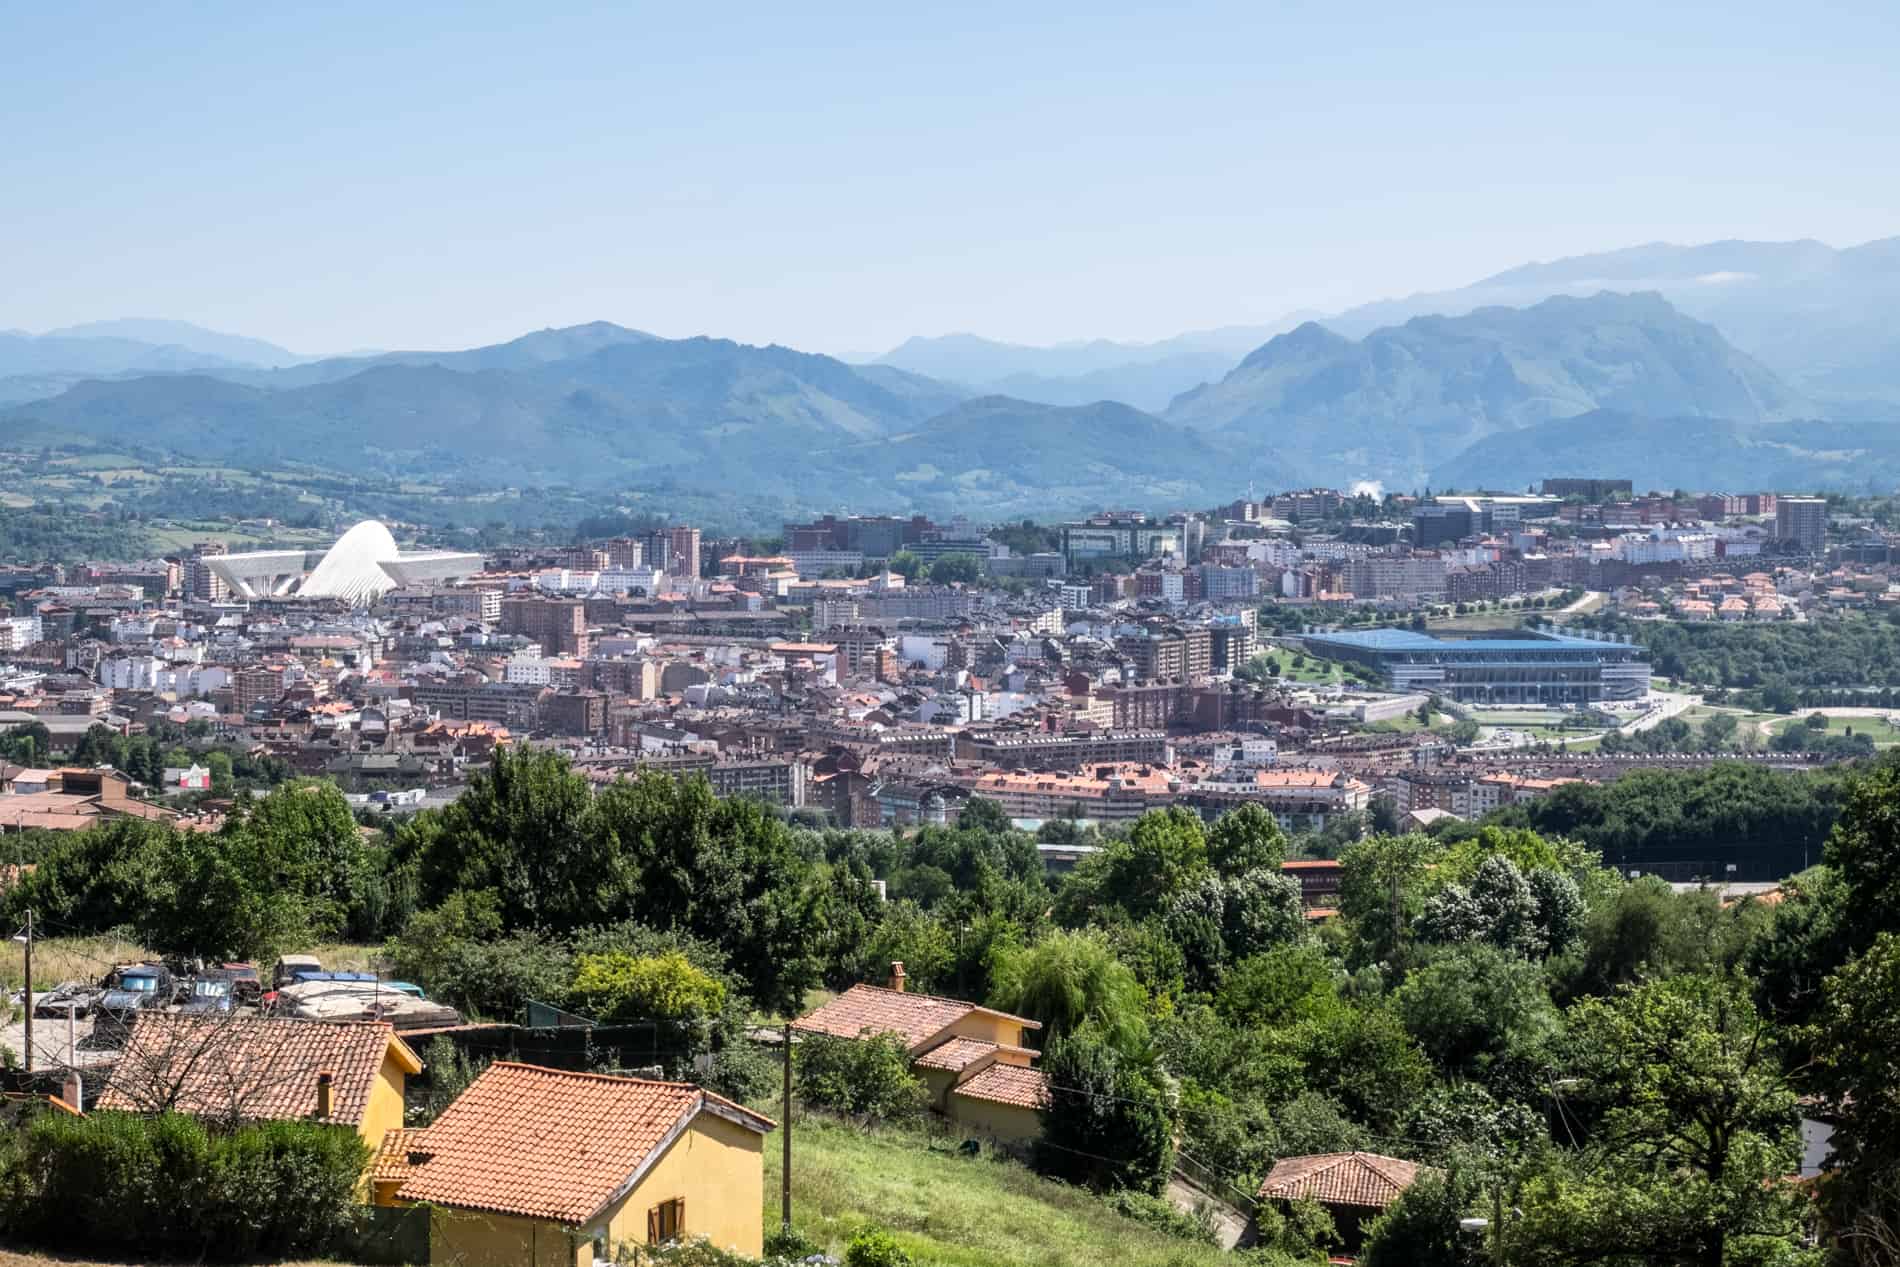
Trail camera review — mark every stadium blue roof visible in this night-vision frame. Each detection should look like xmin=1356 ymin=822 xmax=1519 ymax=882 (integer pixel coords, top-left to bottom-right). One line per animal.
xmin=1304 ymin=629 xmax=1624 ymax=651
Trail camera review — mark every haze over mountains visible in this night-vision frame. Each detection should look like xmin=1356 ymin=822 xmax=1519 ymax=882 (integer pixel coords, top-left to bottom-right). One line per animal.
xmin=1325 ymin=236 xmax=1900 ymax=410
xmin=6 ymin=234 xmax=1899 ymax=516
xmin=875 ymin=323 xmax=1306 ymax=413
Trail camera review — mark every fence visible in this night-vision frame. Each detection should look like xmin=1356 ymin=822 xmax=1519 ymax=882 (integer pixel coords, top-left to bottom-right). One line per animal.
xmin=333 ymin=1204 xmax=430 ymax=1266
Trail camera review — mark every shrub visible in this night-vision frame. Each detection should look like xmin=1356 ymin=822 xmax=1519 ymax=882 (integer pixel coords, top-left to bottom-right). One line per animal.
xmin=569 ymin=950 xmax=728 ymax=1022
xmin=1102 ymin=1187 xmax=1218 ymax=1244
xmin=763 ymin=1225 xmax=824 ymax=1258
xmin=8 ymin=1111 xmax=366 ymax=1259
xmin=706 ymin=1038 xmax=779 ymax=1104
xmin=763 ymin=1226 xmax=824 ymax=1259
xmin=413 ymin=1034 xmax=489 ymax=1124
xmin=796 ymin=1032 xmax=928 ymax=1123
xmin=845 ymin=1226 xmax=912 ymax=1267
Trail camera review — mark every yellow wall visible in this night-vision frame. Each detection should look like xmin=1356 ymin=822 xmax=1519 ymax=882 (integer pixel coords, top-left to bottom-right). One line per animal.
xmin=918 ymin=1066 xmax=958 ymax=1110
xmin=943 ymin=1012 xmax=1030 ymax=1047
xmin=946 ymin=1094 xmax=1042 ymax=1146
xmin=360 ymin=1049 xmax=410 ymax=1154
xmin=429 ymin=1208 xmax=583 ymax=1267
xmin=595 ymin=1111 xmax=765 ymax=1259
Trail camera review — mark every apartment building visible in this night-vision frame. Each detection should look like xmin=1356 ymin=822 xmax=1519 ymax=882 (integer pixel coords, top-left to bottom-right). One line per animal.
xmin=500 ymin=595 xmax=589 ymax=657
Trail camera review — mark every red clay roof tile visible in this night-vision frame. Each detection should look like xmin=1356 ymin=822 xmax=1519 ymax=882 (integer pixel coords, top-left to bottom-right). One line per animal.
xmin=394 ymin=1062 xmax=773 ymax=1226
xmin=1257 ymin=1152 xmax=1427 ymax=1209
xmin=95 ymin=1014 xmax=417 ymax=1127
xmin=949 ymin=1064 xmax=1049 ymax=1110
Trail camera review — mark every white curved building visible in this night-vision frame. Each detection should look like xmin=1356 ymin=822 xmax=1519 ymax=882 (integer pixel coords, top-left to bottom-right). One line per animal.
xmin=205 ymin=521 xmax=483 ymax=608
xmin=301 ymin=520 xmax=401 ymax=604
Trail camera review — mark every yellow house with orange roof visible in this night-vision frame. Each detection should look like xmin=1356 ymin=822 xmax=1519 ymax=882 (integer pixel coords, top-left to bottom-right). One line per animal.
xmin=793 ymin=964 xmax=1050 ymax=1147
xmin=387 ymin=1062 xmax=774 ymax=1267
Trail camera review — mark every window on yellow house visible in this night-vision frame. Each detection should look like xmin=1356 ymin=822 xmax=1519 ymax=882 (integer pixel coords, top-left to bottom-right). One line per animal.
xmin=647 ymin=1197 xmax=684 ymax=1244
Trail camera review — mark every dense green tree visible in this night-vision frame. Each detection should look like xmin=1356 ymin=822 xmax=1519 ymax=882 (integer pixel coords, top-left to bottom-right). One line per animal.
xmin=1207 ymin=803 xmax=1288 ymax=876
xmin=1518 ymin=975 xmax=1804 ymax=1267
xmin=1359 ymin=1168 xmax=1486 ymax=1267
xmin=1397 ymin=943 xmax=1559 ymax=1085
xmin=988 ymin=929 xmax=1149 ymax=1051
xmin=1036 ymin=1025 xmax=1175 ymax=1193
xmin=1217 ymin=943 xmax=1342 ymax=1029
xmin=886 ymin=550 xmax=922 ymax=581
xmin=1338 ymin=833 xmax=1441 ymax=961
xmin=927 ymin=553 xmax=982 ymax=584
xmin=796 ymin=1032 xmax=928 ymax=1123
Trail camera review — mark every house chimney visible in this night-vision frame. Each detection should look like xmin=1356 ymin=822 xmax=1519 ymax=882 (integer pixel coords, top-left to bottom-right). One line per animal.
xmin=889 ymin=961 xmax=907 ymax=992
xmin=315 ymin=1070 xmax=334 ymax=1120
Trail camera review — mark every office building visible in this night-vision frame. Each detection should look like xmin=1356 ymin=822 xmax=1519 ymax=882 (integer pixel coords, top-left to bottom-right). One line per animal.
xmin=1059 ymin=513 xmax=1182 ymax=562
xmin=500 ymin=595 xmax=590 ymax=657
xmin=1777 ymin=498 xmax=1828 ymax=552
xmin=666 ymin=526 xmax=702 ymax=580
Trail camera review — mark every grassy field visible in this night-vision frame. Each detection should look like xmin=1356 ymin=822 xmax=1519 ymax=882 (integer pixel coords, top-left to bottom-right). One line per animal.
xmin=0 ymin=934 xmax=152 ymax=992
xmin=0 ymin=936 xmax=384 ymax=993
xmin=1773 ymin=713 xmax=1900 ymax=746
xmin=1424 ymin=611 xmax=1531 ymax=632
xmin=764 ymin=1115 xmax=1228 ymax=1267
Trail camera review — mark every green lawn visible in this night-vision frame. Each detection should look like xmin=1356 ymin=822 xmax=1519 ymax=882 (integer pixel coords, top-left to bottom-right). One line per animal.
xmin=1773 ymin=713 xmax=1900 ymax=746
xmin=1276 ymin=657 xmax=1348 ymax=684
xmin=764 ymin=1115 xmax=1228 ymax=1267
xmin=1424 ymin=608 xmax=1538 ymax=632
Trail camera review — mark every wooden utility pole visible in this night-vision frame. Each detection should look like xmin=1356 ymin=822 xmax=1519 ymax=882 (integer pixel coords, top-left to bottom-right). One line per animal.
xmin=21 ymin=908 xmax=32 ymax=1074
xmin=1492 ymin=1180 xmax=1506 ymax=1267
xmin=780 ymin=1021 xmax=793 ymax=1234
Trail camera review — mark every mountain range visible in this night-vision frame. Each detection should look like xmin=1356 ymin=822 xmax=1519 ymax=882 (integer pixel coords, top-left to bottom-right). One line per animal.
xmin=1164 ymin=292 xmax=1811 ymax=488
xmin=875 ymin=323 xmax=1305 ymax=413
xmin=1324 ymin=236 xmax=1900 ymax=411
xmin=7 ymin=236 xmax=1900 ymax=515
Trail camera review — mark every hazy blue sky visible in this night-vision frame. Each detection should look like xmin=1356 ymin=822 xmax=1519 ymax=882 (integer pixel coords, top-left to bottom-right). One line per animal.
xmin=5 ymin=1 xmax=1896 ymax=357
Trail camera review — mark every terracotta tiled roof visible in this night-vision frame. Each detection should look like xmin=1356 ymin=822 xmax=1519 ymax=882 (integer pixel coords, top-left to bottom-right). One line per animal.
xmin=950 ymin=1064 xmax=1049 ymax=1110
xmin=95 ymin=1015 xmax=420 ymax=1127
xmin=915 ymin=1036 xmax=998 ymax=1071
xmin=372 ymin=1127 xmax=428 ymax=1185
xmin=792 ymin=984 xmax=975 ymax=1049
xmin=395 ymin=1062 xmax=774 ymax=1226
xmin=1257 ymin=1152 xmax=1426 ymax=1209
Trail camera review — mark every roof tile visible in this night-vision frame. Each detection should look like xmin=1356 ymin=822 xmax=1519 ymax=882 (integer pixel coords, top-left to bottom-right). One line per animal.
xmin=1257 ymin=1152 xmax=1427 ymax=1209
xmin=95 ymin=1014 xmax=414 ymax=1127
xmin=950 ymin=1064 xmax=1049 ymax=1110
xmin=395 ymin=1062 xmax=772 ymax=1226
xmin=792 ymin=984 xmax=974 ymax=1049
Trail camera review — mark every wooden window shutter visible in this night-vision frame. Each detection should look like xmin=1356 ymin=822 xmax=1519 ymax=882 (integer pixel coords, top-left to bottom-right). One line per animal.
xmin=647 ymin=1206 xmax=659 ymax=1244
xmin=677 ymin=1198 xmax=685 ymax=1235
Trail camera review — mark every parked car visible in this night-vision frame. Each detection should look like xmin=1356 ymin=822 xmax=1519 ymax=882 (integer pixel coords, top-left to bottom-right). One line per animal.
xmin=271 ymin=954 xmax=323 ymax=990
xmin=288 ymin=970 xmax=379 ymax=986
xmin=33 ymin=982 xmax=101 ymax=1019
xmin=222 ymin=962 xmax=262 ymax=1004
xmin=276 ymin=979 xmax=461 ymax=1031
xmin=180 ymin=970 xmax=239 ymax=1015
xmin=97 ymin=964 xmax=176 ymax=1027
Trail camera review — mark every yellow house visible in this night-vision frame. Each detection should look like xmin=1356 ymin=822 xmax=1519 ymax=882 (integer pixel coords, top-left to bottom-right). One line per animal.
xmin=94 ymin=1013 xmax=422 ymax=1166
xmin=386 ymin=1061 xmax=774 ymax=1267
xmin=793 ymin=964 xmax=1050 ymax=1147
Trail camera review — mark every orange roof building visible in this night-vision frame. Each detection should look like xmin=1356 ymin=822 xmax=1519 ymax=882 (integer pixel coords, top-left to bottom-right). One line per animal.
xmin=1257 ymin=1151 xmax=1433 ymax=1254
xmin=795 ymin=970 xmax=1050 ymax=1148
xmin=392 ymin=1061 xmax=774 ymax=1263
xmin=96 ymin=1014 xmax=420 ymax=1158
